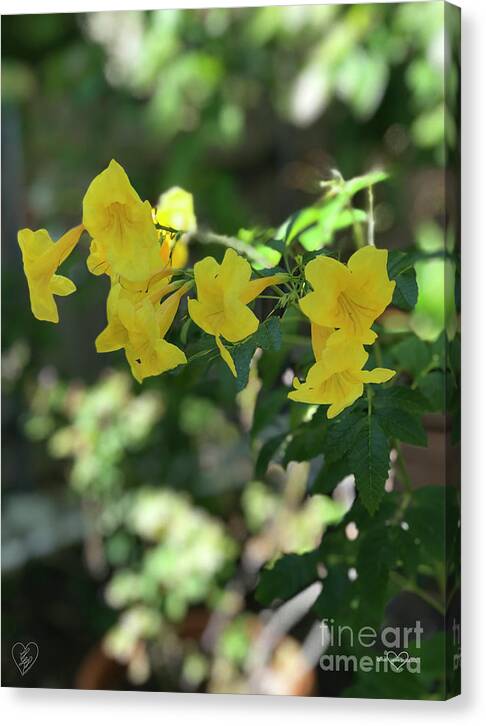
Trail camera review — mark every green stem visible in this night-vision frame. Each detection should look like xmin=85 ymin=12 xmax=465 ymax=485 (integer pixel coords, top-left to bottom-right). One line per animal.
xmin=188 ymin=230 xmax=269 ymax=267
xmin=347 ymin=198 xmax=366 ymax=249
xmin=367 ymin=185 xmax=375 ymax=247
xmin=367 ymin=384 xmax=373 ymax=417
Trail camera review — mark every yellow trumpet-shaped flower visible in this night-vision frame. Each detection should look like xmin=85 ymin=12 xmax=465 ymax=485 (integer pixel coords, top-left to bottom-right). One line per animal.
xmin=187 ymin=248 xmax=285 ymax=376
xmin=299 ymin=247 xmax=395 ymax=344
xmin=83 ymin=159 xmax=161 ymax=282
xmin=289 ymin=330 xmax=395 ymax=419
xmin=17 ymin=224 xmax=84 ymax=323
xmin=96 ymin=281 xmax=190 ymax=383
xmin=155 ymin=186 xmax=196 ymax=233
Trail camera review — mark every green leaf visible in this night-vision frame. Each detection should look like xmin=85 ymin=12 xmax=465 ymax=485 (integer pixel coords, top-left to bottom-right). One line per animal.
xmin=299 ymin=204 xmax=367 ymax=250
xmin=341 ymin=170 xmax=389 ymax=196
xmin=374 ymin=388 xmax=428 ymax=446
xmin=356 ymin=525 xmax=392 ymax=626
xmin=253 ymin=243 xmax=282 ymax=269
xmin=312 ymin=564 xmax=354 ymax=623
xmin=376 ymin=408 xmax=427 ymax=447
xmin=373 ymin=385 xmax=429 ymax=415
xmin=313 ymin=457 xmax=352 ymax=495
xmin=283 ymin=422 xmax=325 ymax=465
xmin=179 ymin=316 xmax=192 ymax=345
xmin=251 ymin=388 xmax=288 ymax=438
xmin=417 ymin=370 xmax=446 ymax=411
xmin=391 ymin=336 xmax=432 ymax=378
xmin=387 ymin=250 xmax=419 ymax=311
xmin=255 ymin=432 xmax=287 ymax=478
xmin=405 ymin=487 xmax=447 ymax=564
xmin=349 ymin=417 xmax=390 ymax=515
xmin=323 ymin=406 xmax=365 ymax=463
xmin=284 ymin=207 xmax=322 ymax=244
xmin=255 ymin=551 xmax=321 ymax=605
xmin=232 ymin=317 xmax=282 ymax=392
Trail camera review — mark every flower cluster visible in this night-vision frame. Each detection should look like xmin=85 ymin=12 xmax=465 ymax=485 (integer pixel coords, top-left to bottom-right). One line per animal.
xmin=17 ymin=160 xmax=283 ymax=382
xmin=18 ymin=161 xmax=396 ymax=418
xmin=289 ymin=247 xmax=396 ymax=418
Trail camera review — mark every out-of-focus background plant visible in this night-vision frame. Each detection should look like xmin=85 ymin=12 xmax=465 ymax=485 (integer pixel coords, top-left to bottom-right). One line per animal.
xmin=2 ymin=3 xmax=459 ymax=697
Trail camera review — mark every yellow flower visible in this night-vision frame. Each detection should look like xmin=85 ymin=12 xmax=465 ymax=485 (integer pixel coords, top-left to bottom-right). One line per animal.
xmin=155 ymin=187 xmax=196 ymax=270
xmin=83 ymin=160 xmax=161 ymax=282
xmin=155 ymin=186 xmax=196 ymax=233
xmin=299 ymin=247 xmax=395 ymax=343
xmin=289 ymin=330 xmax=395 ymax=419
xmin=187 ymin=248 xmax=285 ymax=376
xmin=17 ymin=224 xmax=84 ymax=323
xmin=96 ymin=281 xmax=190 ymax=383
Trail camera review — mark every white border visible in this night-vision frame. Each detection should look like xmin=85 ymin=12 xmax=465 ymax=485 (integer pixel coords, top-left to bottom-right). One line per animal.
xmin=2 ymin=0 xmax=486 ymax=724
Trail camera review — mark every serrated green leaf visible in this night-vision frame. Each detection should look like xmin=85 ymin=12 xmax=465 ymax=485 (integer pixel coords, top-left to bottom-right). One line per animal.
xmin=373 ymin=385 xmax=429 ymax=414
xmin=376 ymin=407 xmax=427 ymax=447
xmin=387 ymin=250 xmax=419 ymax=311
xmin=393 ymin=269 xmax=418 ymax=310
xmin=232 ymin=317 xmax=282 ymax=392
xmin=283 ymin=422 xmax=325 ymax=465
xmin=387 ymin=249 xmax=417 ymax=278
xmin=323 ymin=406 xmax=365 ymax=463
xmin=255 ymin=551 xmax=321 ymax=605
xmin=349 ymin=417 xmax=390 ymax=515
xmin=374 ymin=388 xmax=428 ymax=446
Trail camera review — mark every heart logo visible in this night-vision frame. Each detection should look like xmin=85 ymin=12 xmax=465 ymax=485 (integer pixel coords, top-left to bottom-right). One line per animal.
xmin=11 ymin=642 xmax=39 ymax=676
xmin=385 ymin=650 xmax=409 ymax=672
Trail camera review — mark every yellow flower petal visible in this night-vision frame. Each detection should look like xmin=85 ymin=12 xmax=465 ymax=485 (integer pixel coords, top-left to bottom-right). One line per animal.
xmin=218 ymin=248 xmax=252 ymax=293
xmin=310 ymin=322 xmax=334 ymax=361
xmin=158 ymin=282 xmax=192 ymax=338
xmin=216 ymin=335 xmax=237 ymax=377
xmin=359 ymin=367 xmax=396 ymax=384
xmin=241 ymin=273 xmax=287 ymax=305
xmin=50 ymin=275 xmax=77 ymax=296
xmin=126 ymin=339 xmax=187 ymax=383
xmin=219 ymin=297 xmax=259 ymax=342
